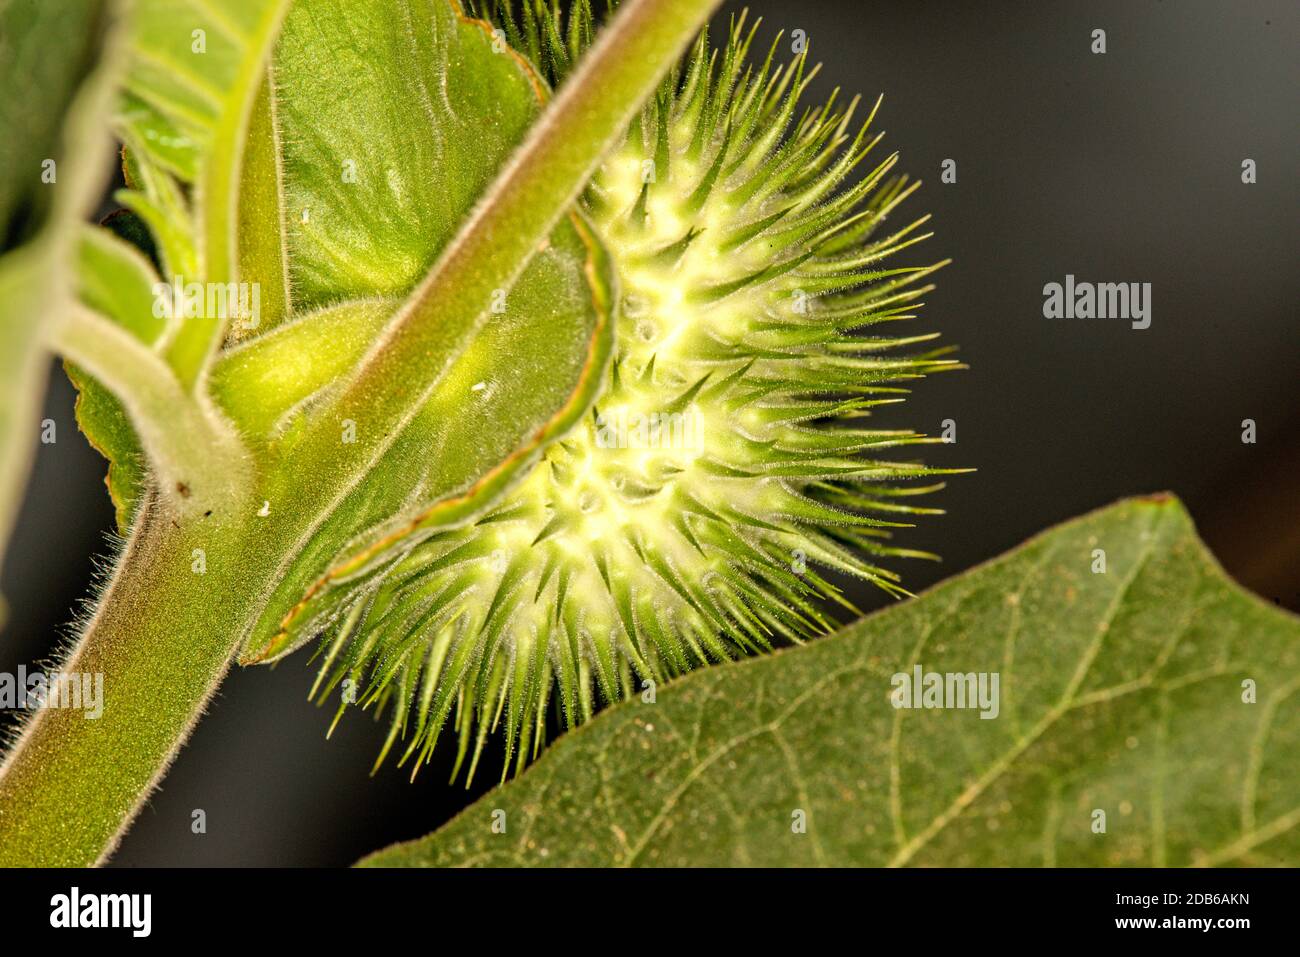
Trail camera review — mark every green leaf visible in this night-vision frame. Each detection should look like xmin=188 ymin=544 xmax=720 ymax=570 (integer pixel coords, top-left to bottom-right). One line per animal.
xmin=0 ymin=0 xmax=118 ymax=597
xmin=360 ymin=495 xmax=1300 ymax=867
xmin=65 ymin=363 xmax=147 ymax=531
xmin=271 ymin=0 xmax=540 ymax=308
xmin=67 ymin=225 xmax=167 ymax=529
xmin=115 ymin=0 xmax=290 ymax=384
xmin=75 ymin=225 xmax=165 ymax=342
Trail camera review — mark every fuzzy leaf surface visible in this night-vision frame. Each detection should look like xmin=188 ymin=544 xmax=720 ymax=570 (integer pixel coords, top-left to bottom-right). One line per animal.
xmin=361 ymin=496 xmax=1300 ymax=867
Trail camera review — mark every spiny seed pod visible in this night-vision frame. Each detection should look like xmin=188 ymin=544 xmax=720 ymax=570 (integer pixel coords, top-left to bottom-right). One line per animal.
xmin=302 ymin=4 xmax=961 ymax=782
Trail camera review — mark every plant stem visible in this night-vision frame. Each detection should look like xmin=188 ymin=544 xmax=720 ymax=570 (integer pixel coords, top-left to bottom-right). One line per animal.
xmin=55 ymin=304 xmax=251 ymax=516
xmin=0 ymin=498 xmax=268 ymax=865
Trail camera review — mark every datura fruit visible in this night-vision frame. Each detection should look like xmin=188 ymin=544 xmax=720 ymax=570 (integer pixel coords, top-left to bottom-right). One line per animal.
xmin=283 ymin=3 xmax=961 ymax=780
xmin=22 ymin=0 xmax=959 ymax=810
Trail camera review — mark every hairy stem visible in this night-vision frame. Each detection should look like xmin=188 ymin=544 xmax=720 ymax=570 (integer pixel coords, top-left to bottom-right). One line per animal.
xmin=0 ymin=498 xmax=269 ymax=865
xmin=55 ymin=304 xmax=251 ymax=515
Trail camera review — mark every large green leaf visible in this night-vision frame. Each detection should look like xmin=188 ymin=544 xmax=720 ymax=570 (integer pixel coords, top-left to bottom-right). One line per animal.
xmin=361 ymin=495 xmax=1300 ymax=867
xmin=0 ymin=0 xmax=117 ymax=601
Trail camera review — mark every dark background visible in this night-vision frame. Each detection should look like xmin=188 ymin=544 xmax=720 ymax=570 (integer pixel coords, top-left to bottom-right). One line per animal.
xmin=1 ymin=0 xmax=1295 ymax=866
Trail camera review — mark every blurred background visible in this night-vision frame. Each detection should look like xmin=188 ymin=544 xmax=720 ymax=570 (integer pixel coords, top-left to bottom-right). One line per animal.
xmin=1 ymin=0 xmax=1296 ymax=865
